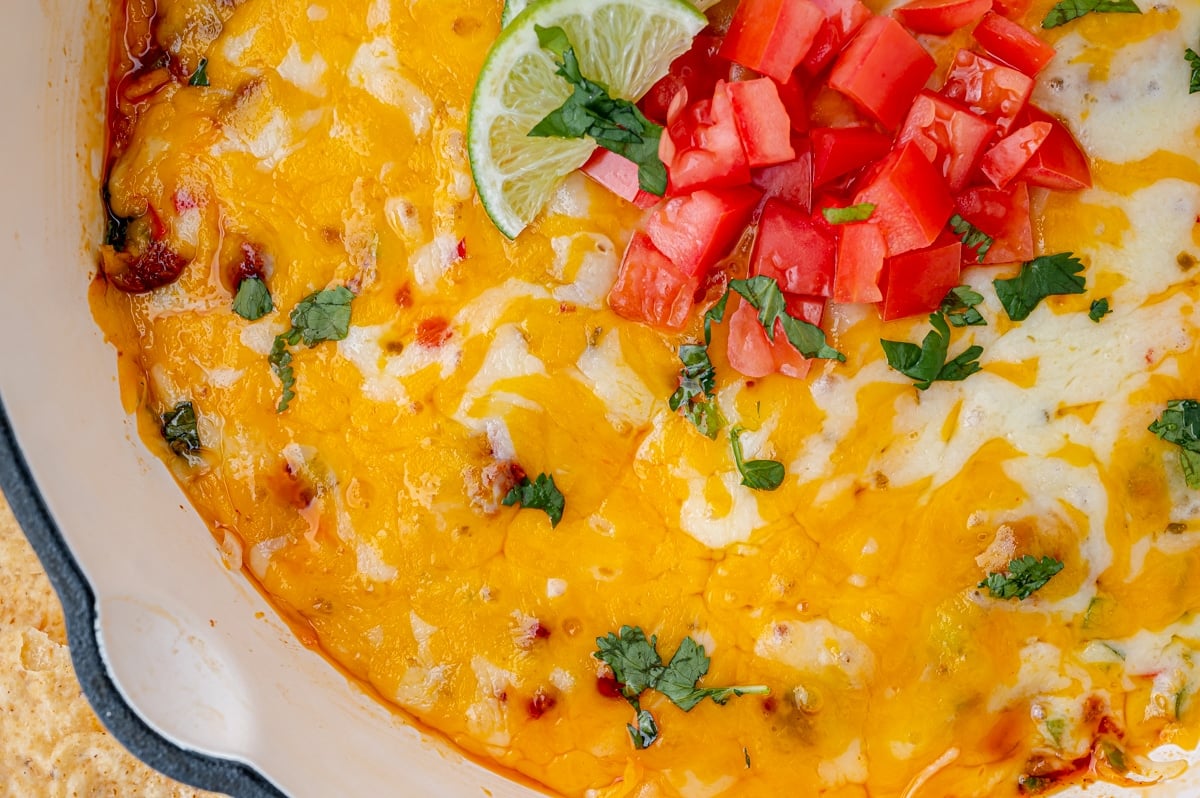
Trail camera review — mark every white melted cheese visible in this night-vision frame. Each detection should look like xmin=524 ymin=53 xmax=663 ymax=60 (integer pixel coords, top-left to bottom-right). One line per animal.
xmin=755 ymin=619 xmax=876 ymax=689
xmin=454 ymin=324 xmax=547 ymax=433
xmin=574 ymin=331 xmax=657 ymax=430
xmin=337 ymin=324 xmax=461 ymax=405
xmin=276 ymin=43 xmax=328 ymax=96
xmin=346 ymin=38 xmax=433 ymax=136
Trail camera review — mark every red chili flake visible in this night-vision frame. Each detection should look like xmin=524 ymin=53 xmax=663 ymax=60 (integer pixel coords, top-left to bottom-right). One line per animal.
xmin=1097 ymin=716 xmax=1123 ymax=738
xmin=455 ymin=238 xmax=467 ymax=260
xmin=527 ymin=689 xmax=557 ymax=719
xmin=394 ymin=283 xmax=413 ymax=308
xmin=497 ymin=691 xmax=508 ymax=703
xmin=232 ymin=242 xmax=266 ymax=287
xmin=559 ymin=302 xmax=577 ymax=313
xmin=761 ymin=696 xmax=778 ymax=714
xmin=173 ymin=187 xmax=198 ymax=214
xmin=416 ymin=317 xmax=452 ymax=347
xmin=596 ymin=675 xmax=623 ymax=699
xmin=508 ymin=462 xmax=528 ymax=484
xmin=107 ymin=240 xmax=187 ymax=294
xmin=532 ymin=621 xmax=551 ymax=640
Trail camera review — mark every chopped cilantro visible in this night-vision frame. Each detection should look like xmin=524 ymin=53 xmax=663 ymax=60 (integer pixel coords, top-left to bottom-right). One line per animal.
xmin=503 ymin=472 xmax=566 ymax=527
xmin=1188 ymin=48 xmax=1200 ymax=94
xmin=994 ymin=252 xmax=1086 ymax=322
xmin=1088 ymin=297 xmax=1111 ymax=322
xmin=1045 ymin=717 xmax=1066 ymax=747
xmin=743 ymin=747 xmax=751 ymax=769
xmin=1042 ymin=0 xmax=1141 ymax=28
xmin=188 ymin=58 xmax=210 ymax=87
xmin=269 ymin=286 xmax=354 ymax=412
xmin=529 ymin=26 xmax=665 ymax=195
xmin=881 ymin=312 xmax=983 ymax=390
xmin=1020 ymin=774 xmax=1052 ymax=794
xmin=729 ymin=426 xmax=784 ymax=491
xmin=729 ymin=276 xmax=844 ymax=362
xmin=949 ymin=214 xmax=993 ymax=263
xmin=940 ymin=286 xmax=987 ymax=328
xmin=979 ymin=555 xmax=1064 ymax=600
xmin=669 ymin=344 xmax=724 ymax=439
xmin=821 ymin=203 xmax=875 ymax=225
xmin=1149 ymin=399 xmax=1200 ymax=489
xmin=160 ymin=401 xmax=201 ymax=456
xmin=593 ymin=626 xmax=769 ymax=749
xmin=232 ymin=276 xmax=273 ymax=321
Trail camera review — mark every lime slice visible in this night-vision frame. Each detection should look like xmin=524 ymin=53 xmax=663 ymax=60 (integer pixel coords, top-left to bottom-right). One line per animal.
xmin=500 ymin=0 xmax=719 ymax=29
xmin=469 ymin=0 xmax=707 ymax=239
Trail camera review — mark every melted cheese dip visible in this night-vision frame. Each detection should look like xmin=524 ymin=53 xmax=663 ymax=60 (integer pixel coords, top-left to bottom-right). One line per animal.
xmin=98 ymin=0 xmax=1200 ymax=795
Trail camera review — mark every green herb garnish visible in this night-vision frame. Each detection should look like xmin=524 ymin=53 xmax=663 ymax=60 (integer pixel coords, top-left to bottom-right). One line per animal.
xmin=994 ymin=253 xmax=1086 ymax=322
xmin=1042 ymin=0 xmax=1141 ymax=28
xmin=1188 ymin=48 xmax=1200 ymax=94
xmin=881 ymin=312 xmax=983 ymax=390
xmin=269 ymin=286 xmax=354 ymax=412
xmin=161 ymin=401 xmax=201 ymax=455
xmin=949 ymin=213 xmax=994 ymax=263
xmin=940 ymin=286 xmax=987 ymax=328
xmin=188 ymin=58 xmax=210 ymax=87
xmin=232 ymin=276 xmax=273 ymax=321
xmin=669 ymin=345 xmax=724 ymax=439
xmin=503 ymin=472 xmax=566 ymax=527
xmin=729 ymin=426 xmax=784 ymax=491
xmin=729 ymin=276 xmax=844 ymax=362
xmin=979 ymin=555 xmax=1064 ymax=600
xmin=1088 ymin=298 xmax=1111 ymax=322
xmin=530 ymin=25 xmax=666 ymax=195
xmin=822 ymin=203 xmax=875 ymax=225
xmin=1149 ymin=399 xmax=1200 ymax=489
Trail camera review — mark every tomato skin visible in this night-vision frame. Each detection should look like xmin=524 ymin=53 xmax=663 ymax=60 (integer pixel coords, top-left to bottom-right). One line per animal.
xmin=608 ymin=232 xmax=698 ymax=329
xmin=645 ymin=187 xmax=763 ymax=277
xmin=991 ymin=0 xmax=1033 ymax=19
xmin=941 ymin=49 xmax=1034 ymax=135
xmin=580 ymin=149 xmax=660 ymax=209
xmin=897 ymin=91 xmax=997 ymax=192
xmin=802 ymin=0 xmax=872 ymax=75
xmin=752 ymin=136 xmax=814 ymax=211
xmin=640 ymin=35 xmax=728 ymax=126
xmin=979 ymin=121 xmax=1051 ymax=189
xmin=954 ymin=182 xmax=1033 ymax=265
xmin=832 ymin=220 xmax=887 ymax=303
xmin=725 ymin=78 xmax=797 ymax=167
xmin=972 ymin=12 xmax=1056 ymax=77
xmin=853 ymin=141 xmax=954 ymax=257
xmin=773 ymin=77 xmax=811 ymax=134
xmin=811 ymin=126 xmax=891 ymax=187
xmin=751 ymin=197 xmax=836 ymax=296
xmin=718 ymin=0 xmax=825 ymax=83
xmin=726 ymin=293 xmax=824 ymax=379
xmin=828 ymin=16 xmax=936 ymax=130
xmin=1015 ymin=105 xmax=1092 ymax=191
xmin=661 ymin=83 xmax=752 ymax=195
xmin=893 ymin=0 xmax=991 ymax=36
xmin=879 ymin=237 xmax=963 ymax=321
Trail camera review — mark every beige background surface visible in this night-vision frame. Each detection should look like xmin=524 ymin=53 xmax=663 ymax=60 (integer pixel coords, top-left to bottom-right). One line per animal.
xmin=0 ymin=488 xmax=222 ymax=797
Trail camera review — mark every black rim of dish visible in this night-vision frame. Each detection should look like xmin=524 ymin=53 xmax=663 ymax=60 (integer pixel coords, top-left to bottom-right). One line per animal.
xmin=0 ymin=394 xmax=285 ymax=798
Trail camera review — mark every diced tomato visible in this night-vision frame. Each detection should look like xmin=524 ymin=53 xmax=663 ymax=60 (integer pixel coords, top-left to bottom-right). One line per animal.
xmin=941 ymin=50 xmax=1034 ymax=135
xmin=660 ymin=83 xmax=751 ymax=195
xmin=991 ymin=0 xmax=1033 ymax=19
xmin=719 ymin=0 xmax=825 ymax=83
xmin=879 ymin=237 xmax=963 ymax=321
xmin=726 ymin=293 xmax=824 ymax=378
xmin=832 ymin=220 xmax=887 ymax=303
xmin=640 ymin=35 xmax=728 ymax=126
xmin=893 ymin=0 xmax=991 ymax=36
xmin=828 ymin=16 xmax=936 ymax=130
xmin=897 ymin=91 xmax=997 ymax=192
xmin=853 ymin=141 xmax=954 ymax=256
xmin=725 ymin=79 xmax=796 ymax=168
xmin=751 ymin=198 xmax=836 ymax=296
xmin=608 ymin=232 xmax=697 ymax=329
xmin=810 ymin=126 xmax=891 ymax=187
xmin=752 ymin=136 xmax=814 ymax=211
xmin=645 ymin=187 xmax=762 ymax=277
xmin=802 ymin=0 xmax=872 ymax=75
xmin=1015 ymin=105 xmax=1092 ymax=190
xmin=979 ymin=121 xmax=1051 ymax=189
xmin=774 ymin=78 xmax=811 ymax=134
xmin=972 ymin=13 xmax=1056 ymax=77
xmin=953 ymin=182 xmax=1033 ymax=265
xmin=580 ymin=150 xmax=660 ymax=209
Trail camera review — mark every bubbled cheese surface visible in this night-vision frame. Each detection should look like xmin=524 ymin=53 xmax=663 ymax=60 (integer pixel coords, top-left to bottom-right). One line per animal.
xmin=98 ymin=0 xmax=1200 ymax=795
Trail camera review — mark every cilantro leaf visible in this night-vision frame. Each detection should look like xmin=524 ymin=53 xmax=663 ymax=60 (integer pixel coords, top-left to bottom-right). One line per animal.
xmin=232 ymin=276 xmax=273 ymax=321
xmin=502 ymin=472 xmax=566 ymax=527
xmin=730 ymin=426 xmax=784 ymax=491
xmin=268 ymin=331 xmax=299 ymax=412
xmin=658 ymin=637 xmax=769 ymax=710
xmin=703 ymin=292 xmax=729 ymax=346
xmin=881 ymin=313 xmax=982 ymax=390
xmin=1088 ymin=298 xmax=1112 ymax=322
xmin=529 ymin=25 xmax=666 ymax=195
xmin=940 ymin=286 xmax=987 ymax=327
xmin=949 ymin=214 xmax=993 ymax=263
xmin=669 ymin=344 xmax=724 ymax=440
xmin=822 ymin=203 xmax=875 ymax=225
xmin=188 ymin=58 xmax=210 ymax=87
xmin=290 ymin=286 xmax=354 ymax=345
xmin=729 ymin=276 xmax=844 ymax=362
xmin=627 ymin=704 xmax=659 ymax=749
xmin=1042 ymin=0 xmax=1141 ymax=28
xmin=1149 ymin=399 xmax=1200 ymax=489
xmin=160 ymin=401 xmax=201 ymax=455
xmin=979 ymin=555 xmax=1064 ymax=600
xmin=1188 ymin=48 xmax=1200 ymax=94
xmin=594 ymin=626 xmax=664 ymax=698
xmin=993 ymin=253 xmax=1086 ymax=322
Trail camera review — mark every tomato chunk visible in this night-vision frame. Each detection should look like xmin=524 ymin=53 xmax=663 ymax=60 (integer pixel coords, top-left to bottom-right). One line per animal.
xmin=897 ymin=91 xmax=997 ymax=192
xmin=828 ymin=16 xmax=936 ymax=130
xmin=608 ymin=232 xmax=697 ymax=329
xmin=718 ymin=0 xmax=825 ymax=83
xmin=1015 ymin=105 xmax=1092 ymax=190
xmin=774 ymin=78 xmax=811 ymax=134
xmin=725 ymin=79 xmax=796 ymax=168
xmin=853 ymin=141 xmax=954 ymax=256
xmin=645 ymin=187 xmax=762 ymax=277
xmin=979 ymin=121 xmax=1051 ymax=189
xmin=751 ymin=136 xmax=814 ymax=211
xmin=953 ymin=182 xmax=1033 ymax=265
xmin=802 ymin=0 xmax=872 ymax=75
xmin=832 ymin=220 xmax=887 ymax=303
xmin=660 ymin=83 xmax=751 ymax=195
xmin=941 ymin=49 xmax=1034 ymax=135
xmin=640 ymin=35 xmax=728 ymax=126
xmin=879 ymin=237 xmax=963 ymax=321
xmin=893 ymin=0 xmax=991 ymax=36
xmin=972 ymin=12 xmax=1056 ymax=77
xmin=751 ymin=198 xmax=836 ymax=296
xmin=580 ymin=150 xmax=660 ymax=209
xmin=811 ymin=126 xmax=891 ymax=187
xmin=726 ymin=293 xmax=825 ymax=379
xmin=991 ymin=0 xmax=1033 ymax=19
